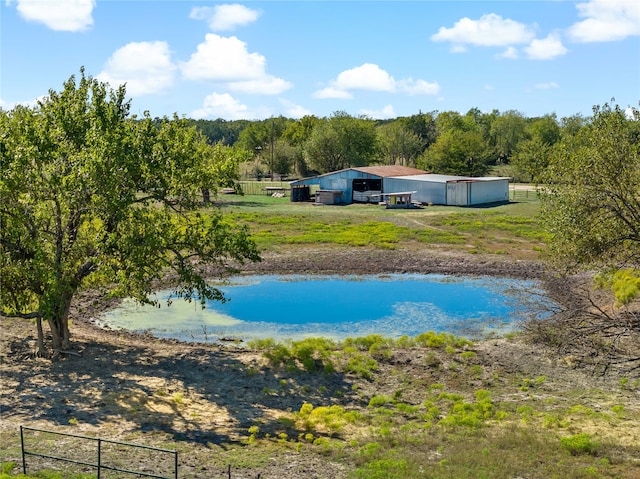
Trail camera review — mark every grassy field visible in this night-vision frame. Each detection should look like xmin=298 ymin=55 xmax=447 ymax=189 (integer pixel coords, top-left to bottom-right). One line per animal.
xmin=219 ymin=185 xmax=545 ymax=260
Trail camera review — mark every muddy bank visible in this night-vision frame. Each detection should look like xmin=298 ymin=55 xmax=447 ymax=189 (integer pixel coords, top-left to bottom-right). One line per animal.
xmin=234 ymin=248 xmax=548 ymax=279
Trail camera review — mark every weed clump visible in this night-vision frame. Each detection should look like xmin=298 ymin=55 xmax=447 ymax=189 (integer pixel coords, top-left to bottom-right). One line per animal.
xmin=560 ymin=433 xmax=599 ymax=456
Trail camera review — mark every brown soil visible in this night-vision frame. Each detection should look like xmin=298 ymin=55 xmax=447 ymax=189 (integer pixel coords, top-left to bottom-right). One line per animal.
xmin=1 ymin=248 xmax=638 ymax=478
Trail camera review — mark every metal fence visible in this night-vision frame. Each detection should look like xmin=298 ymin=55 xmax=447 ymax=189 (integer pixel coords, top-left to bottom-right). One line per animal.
xmin=237 ymin=180 xmax=291 ymax=196
xmin=509 ymin=186 xmax=537 ymax=201
xmin=20 ymin=426 xmax=178 ymax=479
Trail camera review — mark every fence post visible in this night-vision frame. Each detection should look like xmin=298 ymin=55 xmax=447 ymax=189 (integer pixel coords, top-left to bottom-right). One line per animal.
xmin=20 ymin=426 xmax=26 ymax=475
xmin=97 ymin=438 xmax=101 ymax=479
xmin=174 ymin=450 xmax=178 ymax=479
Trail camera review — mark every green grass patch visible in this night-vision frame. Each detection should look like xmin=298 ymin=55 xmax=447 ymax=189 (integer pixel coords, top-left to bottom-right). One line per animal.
xmin=220 ymin=193 xmax=545 ymax=258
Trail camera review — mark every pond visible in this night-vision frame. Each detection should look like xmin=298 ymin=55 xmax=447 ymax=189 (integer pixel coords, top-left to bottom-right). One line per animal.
xmin=98 ymin=274 xmax=551 ymax=344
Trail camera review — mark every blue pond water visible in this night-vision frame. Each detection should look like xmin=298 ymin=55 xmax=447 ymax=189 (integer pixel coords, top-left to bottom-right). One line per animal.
xmin=99 ymin=274 xmax=546 ymax=344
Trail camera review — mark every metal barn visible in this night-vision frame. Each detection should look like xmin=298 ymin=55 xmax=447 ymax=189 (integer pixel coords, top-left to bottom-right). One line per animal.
xmin=384 ymin=174 xmax=510 ymax=206
xmin=290 ymin=166 xmax=427 ymax=205
xmin=291 ymin=167 xmax=509 ymax=206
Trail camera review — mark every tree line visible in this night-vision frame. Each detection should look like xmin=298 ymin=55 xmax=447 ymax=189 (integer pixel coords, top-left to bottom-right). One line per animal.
xmin=188 ymin=108 xmax=586 ymax=181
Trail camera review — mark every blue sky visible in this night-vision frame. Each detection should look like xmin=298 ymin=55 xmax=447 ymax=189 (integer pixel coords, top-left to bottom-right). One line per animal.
xmin=2 ymin=0 xmax=639 ymax=120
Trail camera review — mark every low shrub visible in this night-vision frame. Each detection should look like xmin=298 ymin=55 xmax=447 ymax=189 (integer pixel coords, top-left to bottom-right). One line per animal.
xmin=560 ymin=433 xmax=598 ymax=456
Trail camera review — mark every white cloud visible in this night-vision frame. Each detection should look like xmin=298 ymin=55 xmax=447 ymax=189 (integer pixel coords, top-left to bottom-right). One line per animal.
xmin=450 ymin=45 xmax=468 ymax=54
xmin=568 ymin=0 xmax=640 ymax=42
xmin=190 ymin=92 xmax=269 ymax=120
xmin=525 ymin=34 xmax=568 ymax=60
xmin=312 ymin=87 xmax=353 ymax=99
xmin=181 ymin=34 xmax=289 ymax=96
xmin=181 ymin=34 xmax=266 ymax=81
xmin=335 ymin=64 xmax=396 ymax=92
xmin=228 ymin=76 xmax=292 ymax=95
xmin=15 ymin=0 xmax=94 ymax=31
xmin=498 ymin=46 xmax=519 ymax=59
xmin=397 ymin=78 xmax=440 ymax=95
xmin=359 ymin=105 xmax=396 ymax=120
xmin=313 ymin=63 xmax=439 ymax=99
xmin=190 ymin=4 xmax=260 ymax=31
xmin=279 ymin=99 xmax=312 ymax=119
xmin=431 ymin=13 xmax=535 ymax=48
xmin=97 ymin=41 xmax=176 ymax=97
xmin=0 ymin=95 xmax=46 ymax=110
xmin=534 ymin=82 xmax=560 ymax=90
xmin=625 ymin=107 xmax=639 ymax=120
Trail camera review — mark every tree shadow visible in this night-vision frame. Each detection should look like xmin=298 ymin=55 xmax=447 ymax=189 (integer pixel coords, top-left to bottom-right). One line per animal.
xmin=2 ymin=327 xmax=358 ymax=447
xmin=214 ymin=199 xmax=271 ymax=208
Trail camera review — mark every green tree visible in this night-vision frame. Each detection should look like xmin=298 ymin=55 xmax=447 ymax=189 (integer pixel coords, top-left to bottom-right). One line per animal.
xmin=510 ymin=137 xmax=553 ymax=183
xmin=201 ymin=142 xmax=251 ymax=201
xmin=404 ymin=111 xmax=437 ymax=152
xmin=304 ymin=118 xmax=343 ymax=172
xmin=376 ymin=122 xmax=423 ymax=166
xmin=188 ymin=118 xmax=250 ymax=145
xmin=282 ymin=115 xmax=320 ymax=147
xmin=419 ymin=128 xmax=491 ymax=176
xmin=527 ymin=114 xmax=561 ymax=146
xmin=236 ymin=117 xmax=290 ymax=178
xmin=489 ymin=110 xmax=528 ymax=164
xmin=0 ymin=70 xmax=260 ymax=356
xmin=539 ymin=103 xmax=640 ymax=301
xmin=304 ymin=112 xmax=378 ymax=173
xmin=560 ymin=113 xmax=588 ymax=137
xmin=272 ymin=141 xmax=303 ymax=178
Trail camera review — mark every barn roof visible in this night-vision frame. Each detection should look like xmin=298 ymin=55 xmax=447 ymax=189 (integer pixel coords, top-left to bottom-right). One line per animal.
xmin=389 ymin=174 xmax=510 ymax=183
xmin=349 ymin=165 xmax=428 ymax=177
xmin=290 ymin=165 xmax=427 ymax=185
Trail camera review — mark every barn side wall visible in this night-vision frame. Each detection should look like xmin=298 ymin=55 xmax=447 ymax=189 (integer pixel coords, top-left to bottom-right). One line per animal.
xmin=468 ymin=179 xmax=509 ymax=205
xmin=313 ymin=170 xmax=384 ymax=204
xmin=383 ymin=177 xmax=447 ymax=205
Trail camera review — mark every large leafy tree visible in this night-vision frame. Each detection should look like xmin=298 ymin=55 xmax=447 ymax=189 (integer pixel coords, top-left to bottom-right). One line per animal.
xmin=419 ymin=128 xmax=491 ymax=177
xmin=534 ymin=103 xmax=639 ymax=374
xmin=201 ymin=142 xmax=252 ymax=201
xmin=304 ymin=112 xmax=378 ymax=173
xmin=375 ymin=122 xmax=423 ymax=167
xmin=404 ymin=111 xmax=437 ymax=152
xmin=511 ymin=115 xmax=561 ymax=182
xmin=0 ymin=70 xmax=259 ymax=356
xmin=489 ymin=110 xmax=528 ymax=164
xmin=539 ymin=103 xmax=640 ymax=283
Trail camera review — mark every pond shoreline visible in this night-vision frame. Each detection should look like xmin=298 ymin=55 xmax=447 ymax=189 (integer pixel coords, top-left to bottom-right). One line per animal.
xmin=99 ymin=272 xmax=544 ymax=345
xmin=75 ymin=247 xmax=553 ymax=336
xmin=233 ymin=248 xmax=548 ymax=280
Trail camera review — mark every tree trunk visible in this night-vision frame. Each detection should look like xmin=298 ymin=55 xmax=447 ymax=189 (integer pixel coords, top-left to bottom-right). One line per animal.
xmin=47 ymin=291 xmax=73 ymax=354
xmin=35 ymin=316 xmax=46 ymax=357
xmin=202 ymin=188 xmax=211 ymax=204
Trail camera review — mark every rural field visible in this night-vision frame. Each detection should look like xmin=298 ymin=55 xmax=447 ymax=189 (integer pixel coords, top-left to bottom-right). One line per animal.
xmin=1 ymin=189 xmax=639 ymax=479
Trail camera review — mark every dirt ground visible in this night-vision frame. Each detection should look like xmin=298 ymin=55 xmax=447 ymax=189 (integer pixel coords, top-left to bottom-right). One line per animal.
xmin=1 ymin=248 xmax=638 ymax=478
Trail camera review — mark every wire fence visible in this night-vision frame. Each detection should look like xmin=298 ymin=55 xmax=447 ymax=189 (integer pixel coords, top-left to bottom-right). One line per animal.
xmin=20 ymin=426 xmax=178 ymax=479
xmin=509 ymin=186 xmax=537 ymax=201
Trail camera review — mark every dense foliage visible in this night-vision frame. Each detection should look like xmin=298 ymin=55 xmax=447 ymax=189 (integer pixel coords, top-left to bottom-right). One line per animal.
xmin=0 ymin=70 xmax=260 ymax=355
xmin=186 ymin=106 xmax=610 ymax=181
xmin=539 ymin=103 xmax=640 ymax=304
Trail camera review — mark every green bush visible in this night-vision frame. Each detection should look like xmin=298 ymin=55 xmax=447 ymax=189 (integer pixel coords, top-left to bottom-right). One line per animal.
xmin=353 ymin=458 xmax=408 ymax=479
xmin=560 ymin=433 xmax=598 ymax=456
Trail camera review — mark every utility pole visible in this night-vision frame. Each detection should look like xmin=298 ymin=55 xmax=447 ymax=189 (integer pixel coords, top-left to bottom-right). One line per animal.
xmin=270 ymin=120 xmax=274 ymax=180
